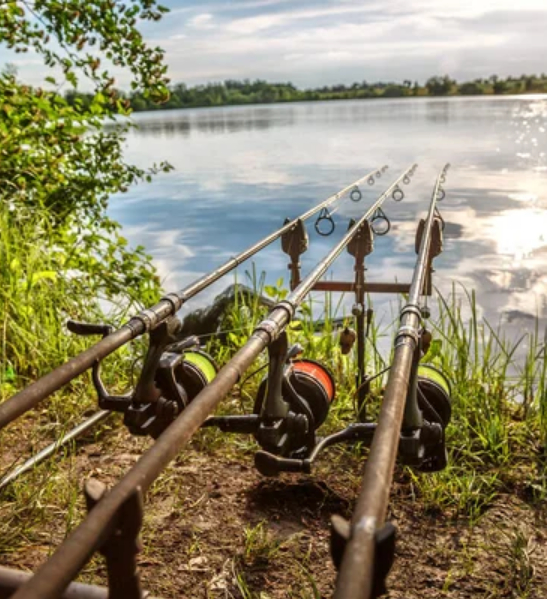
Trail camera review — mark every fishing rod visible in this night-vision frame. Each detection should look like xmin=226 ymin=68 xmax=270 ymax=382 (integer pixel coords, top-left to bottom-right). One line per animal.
xmin=0 ymin=410 xmax=110 ymax=492
xmin=332 ymin=168 xmax=450 ymax=599
xmin=0 ymin=166 xmax=419 ymax=489
xmin=9 ymin=167 xmax=414 ymax=599
xmin=0 ymin=565 xmax=159 ymax=599
xmin=0 ymin=168 xmax=395 ymax=489
xmin=0 ymin=165 xmax=387 ymax=432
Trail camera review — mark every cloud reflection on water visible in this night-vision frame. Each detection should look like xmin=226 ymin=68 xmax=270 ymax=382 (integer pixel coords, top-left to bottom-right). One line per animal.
xmin=110 ymin=96 xmax=547 ymax=340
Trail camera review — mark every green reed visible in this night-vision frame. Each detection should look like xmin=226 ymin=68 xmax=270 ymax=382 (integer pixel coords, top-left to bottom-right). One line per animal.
xmin=1 ymin=242 xmax=547 ymax=561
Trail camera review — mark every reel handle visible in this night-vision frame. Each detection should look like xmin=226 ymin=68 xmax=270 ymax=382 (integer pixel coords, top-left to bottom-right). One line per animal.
xmin=67 ymin=320 xmax=113 ymax=338
xmin=254 ymin=450 xmax=311 ymax=477
xmin=286 ymin=343 xmax=303 ymax=361
xmin=66 ymin=319 xmax=131 ymax=411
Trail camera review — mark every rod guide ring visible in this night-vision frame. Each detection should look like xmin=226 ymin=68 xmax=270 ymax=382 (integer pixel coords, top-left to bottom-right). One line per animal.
xmin=315 ymin=207 xmax=335 ymax=236
xmin=370 ymin=207 xmax=391 ymax=236
xmin=392 ymin=187 xmax=404 ymax=202
xmin=350 ymin=187 xmax=362 ymax=202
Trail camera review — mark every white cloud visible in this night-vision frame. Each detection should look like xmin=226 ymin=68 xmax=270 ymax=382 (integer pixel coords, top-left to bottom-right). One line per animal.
xmin=225 ymin=14 xmax=285 ymax=34
xmin=169 ymin=0 xmax=295 ymax=16
xmin=223 ymin=4 xmax=386 ymax=35
xmin=8 ymin=0 xmax=547 ymax=88
xmin=155 ymin=9 xmax=509 ymax=86
xmin=187 ymin=13 xmax=215 ymax=30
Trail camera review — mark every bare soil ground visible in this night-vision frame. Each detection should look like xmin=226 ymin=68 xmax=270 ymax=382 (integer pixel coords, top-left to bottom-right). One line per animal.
xmin=1 ymin=421 xmax=546 ymax=598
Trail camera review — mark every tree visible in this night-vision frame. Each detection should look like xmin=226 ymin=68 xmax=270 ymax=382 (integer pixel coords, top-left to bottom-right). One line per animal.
xmin=493 ymin=79 xmax=507 ymax=94
xmin=425 ymin=76 xmax=455 ymax=96
xmin=0 ymin=1 xmax=173 ymax=308
xmin=459 ymin=81 xmax=484 ymax=95
xmin=525 ymin=76 xmax=535 ymax=91
xmin=383 ymin=85 xmax=404 ymax=97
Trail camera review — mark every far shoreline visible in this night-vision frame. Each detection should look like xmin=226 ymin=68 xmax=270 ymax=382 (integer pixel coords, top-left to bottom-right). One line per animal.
xmin=128 ymin=92 xmax=547 ymax=115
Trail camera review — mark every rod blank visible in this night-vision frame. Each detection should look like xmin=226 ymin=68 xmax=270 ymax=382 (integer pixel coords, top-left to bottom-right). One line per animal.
xmin=333 ymin=167 xmax=447 ymax=599
xmin=0 ymin=566 xmax=159 ymax=599
xmin=0 ymin=411 xmax=111 ymax=492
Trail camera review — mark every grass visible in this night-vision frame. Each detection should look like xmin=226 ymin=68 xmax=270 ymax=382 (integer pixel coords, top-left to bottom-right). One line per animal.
xmin=190 ymin=271 xmax=547 ymax=571
xmin=1 ymin=210 xmax=547 ymax=596
xmin=508 ymin=529 xmax=536 ymax=597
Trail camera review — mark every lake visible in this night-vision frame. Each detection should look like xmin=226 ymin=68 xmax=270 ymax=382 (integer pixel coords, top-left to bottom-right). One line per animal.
xmin=109 ymin=96 xmax=547 ymax=342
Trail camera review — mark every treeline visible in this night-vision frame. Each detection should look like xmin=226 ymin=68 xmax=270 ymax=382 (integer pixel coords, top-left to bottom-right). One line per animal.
xmin=65 ymin=74 xmax=547 ymax=112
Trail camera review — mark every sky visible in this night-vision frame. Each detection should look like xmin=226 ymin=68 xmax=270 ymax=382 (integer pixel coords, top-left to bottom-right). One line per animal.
xmin=4 ymin=0 xmax=547 ymax=89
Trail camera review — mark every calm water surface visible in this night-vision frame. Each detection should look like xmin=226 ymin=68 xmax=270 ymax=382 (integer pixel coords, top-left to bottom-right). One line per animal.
xmin=109 ymin=96 xmax=547 ymax=339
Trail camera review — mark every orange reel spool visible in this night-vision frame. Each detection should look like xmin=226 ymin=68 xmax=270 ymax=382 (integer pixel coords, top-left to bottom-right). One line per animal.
xmin=289 ymin=359 xmax=335 ymax=428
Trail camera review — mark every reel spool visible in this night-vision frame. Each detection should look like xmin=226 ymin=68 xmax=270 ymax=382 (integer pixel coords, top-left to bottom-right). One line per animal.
xmin=177 ymin=350 xmax=218 ymax=401
xmin=290 ymin=359 xmax=335 ymax=427
xmin=254 ymin=358 xmax=336 ymax=430
xmin=416 ymin=364 xmax=451 ymax=427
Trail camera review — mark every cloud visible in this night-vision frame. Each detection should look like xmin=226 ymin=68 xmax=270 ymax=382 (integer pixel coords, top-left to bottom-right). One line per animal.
xmin=169 ymin=0 xmax=295 ymax=16
xmin=8 ymin=0 xmax=547 ymax=89
xmin=187 ymin=13 xmax=215 ymax=30
xmin=151 ymin=1 xmax=518 ymax=87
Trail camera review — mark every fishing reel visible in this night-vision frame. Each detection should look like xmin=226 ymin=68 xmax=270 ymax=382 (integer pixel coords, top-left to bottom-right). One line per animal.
xmin=201 ymin=331 xmax=337 ymax=476
xmin=396 ymin=383 xmax=452 ymax=473
xmin=67 ymin=317 xmax=218 ymax=438
xmin=253 ymin=345 xmax=336 ymax=458
xmin=252 ymin=335 xmax=338 ymax=476
xmin=397 ymin=328 xmax=452 ymax=472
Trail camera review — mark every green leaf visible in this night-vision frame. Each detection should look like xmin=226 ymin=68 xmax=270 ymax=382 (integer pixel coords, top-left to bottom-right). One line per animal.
xmin=264 ymin=285 xmax=277 ymax=298
xmin=423 ymin=339 xmax=442 ymax=363
xmin=30 ymin=271 xmax=57 ymax=285
xmin=4 ymin=365 xmax=16 ymax=382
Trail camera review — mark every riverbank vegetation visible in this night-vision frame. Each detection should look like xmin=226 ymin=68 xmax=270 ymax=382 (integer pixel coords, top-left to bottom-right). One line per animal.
xmin=1 ymin=276 xmax=547 ymax=596
xmin=0 ymin=0 xmax=172 ymax=386
xmin=72 ymin=73 xmax=547 ymax=112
